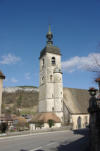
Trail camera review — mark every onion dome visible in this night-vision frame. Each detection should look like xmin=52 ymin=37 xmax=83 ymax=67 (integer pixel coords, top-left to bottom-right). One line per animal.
xmin=46 ymin=25 xmax=53 ymax=45
xmin=39 ymin=26 xmax=61 ymax=59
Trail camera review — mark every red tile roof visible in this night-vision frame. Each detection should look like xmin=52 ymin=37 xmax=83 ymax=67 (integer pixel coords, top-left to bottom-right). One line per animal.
xmin=31 ymin=112 xmax=61 ymax=123
xmin=95 ymin=78 xmax=100 ymax=82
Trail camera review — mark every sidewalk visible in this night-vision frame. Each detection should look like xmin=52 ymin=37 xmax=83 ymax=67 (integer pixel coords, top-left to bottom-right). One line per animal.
xmin=0 ymin=126 xmax=71 ymax=138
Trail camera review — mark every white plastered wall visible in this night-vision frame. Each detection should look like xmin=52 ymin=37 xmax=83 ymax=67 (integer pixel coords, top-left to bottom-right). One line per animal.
xmin=71 ymin=114 xmax=89 ymax=130
xmin=42 ymin=123 xmax=61 ymax=129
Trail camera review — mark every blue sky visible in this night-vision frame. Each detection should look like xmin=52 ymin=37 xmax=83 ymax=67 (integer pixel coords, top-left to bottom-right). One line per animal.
xmin=0 ymin=0 xmax=100 ymax=89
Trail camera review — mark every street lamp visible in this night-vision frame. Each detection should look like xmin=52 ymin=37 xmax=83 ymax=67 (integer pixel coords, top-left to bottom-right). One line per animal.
xmin=88 ymin=87 xmax=97 ymax=97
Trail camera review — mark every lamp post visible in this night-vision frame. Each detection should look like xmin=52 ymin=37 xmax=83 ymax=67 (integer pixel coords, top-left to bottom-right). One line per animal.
xmin=88 ymin=87 xmax=97 ymax=151
xmin=88 ymin=78 xmax=100 ymax=151
xmin=88 ymin=88 xmax=97 ymax=113
xmin=88 ymin=87 xmax=97 ymax=97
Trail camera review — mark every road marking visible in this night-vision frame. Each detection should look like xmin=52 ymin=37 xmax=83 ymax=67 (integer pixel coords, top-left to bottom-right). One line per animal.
xmin=29 ymin=146 xmax=42 ymax=151
xmin=45 ymin=142 xmax=56 ymax=146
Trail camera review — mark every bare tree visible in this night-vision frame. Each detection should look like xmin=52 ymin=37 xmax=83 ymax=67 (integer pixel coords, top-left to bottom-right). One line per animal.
xmin=87 ymin=53 xmax=100 ymax=76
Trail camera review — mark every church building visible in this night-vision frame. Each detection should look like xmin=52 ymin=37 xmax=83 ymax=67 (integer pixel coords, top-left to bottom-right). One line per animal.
xmin=37 ymin=26 xmax=89 ymax=129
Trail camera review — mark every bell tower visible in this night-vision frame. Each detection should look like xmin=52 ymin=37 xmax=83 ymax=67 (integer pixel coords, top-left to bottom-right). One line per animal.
xmin=39 ymin=26 xmax=64 ymax=122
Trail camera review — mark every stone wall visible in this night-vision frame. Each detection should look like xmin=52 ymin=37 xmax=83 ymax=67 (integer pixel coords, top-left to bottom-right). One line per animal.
xmin=39 ymin=52 xmax=63 ymax=122
xmin=71 ymin=114 xmax=89 ymax=130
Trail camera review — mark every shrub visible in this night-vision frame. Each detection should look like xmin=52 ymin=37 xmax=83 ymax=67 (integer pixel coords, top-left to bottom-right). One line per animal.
xmin=0 ymin=123 xmax=8 ymax=133
xmin=48 ymin=119 xmax=55 ymax=128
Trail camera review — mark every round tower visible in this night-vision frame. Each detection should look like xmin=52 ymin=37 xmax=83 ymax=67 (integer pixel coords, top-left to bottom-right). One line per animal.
xmin=54 ymin=67 xmax=63 ymax=121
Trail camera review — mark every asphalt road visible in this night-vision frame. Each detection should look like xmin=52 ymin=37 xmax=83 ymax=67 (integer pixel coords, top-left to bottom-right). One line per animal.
xmin=0 ymin=129 xmax=89 ymax=151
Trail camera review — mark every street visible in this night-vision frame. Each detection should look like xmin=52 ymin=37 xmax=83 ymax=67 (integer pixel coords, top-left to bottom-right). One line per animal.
xmin=0 ymin=129 xmax=89 ymax=151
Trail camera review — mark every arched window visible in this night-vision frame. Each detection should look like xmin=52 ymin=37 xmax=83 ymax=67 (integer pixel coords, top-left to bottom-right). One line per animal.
xmin=52 ymin=107 xmax=54 ymax=111
xmin=42 ymin=59 xmax=44 ymax=67
xmin=51 ymin=57 xmax=56 ymax=65
xmin=77 ymin=116 xmax=82 ymax=129
xmin=50 ymin=75 xmax=52 ymax=81
xmin=85 ymin=116 xmax=88 ymax=126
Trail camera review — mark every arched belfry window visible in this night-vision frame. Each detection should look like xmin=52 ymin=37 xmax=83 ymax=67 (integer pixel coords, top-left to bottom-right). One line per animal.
xmin=52 ymin=57 xmax=56 ymax=65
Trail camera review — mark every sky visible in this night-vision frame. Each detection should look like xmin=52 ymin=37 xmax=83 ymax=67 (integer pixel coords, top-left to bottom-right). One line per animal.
xmin=0 ymin=0 xmax=100 ymax=89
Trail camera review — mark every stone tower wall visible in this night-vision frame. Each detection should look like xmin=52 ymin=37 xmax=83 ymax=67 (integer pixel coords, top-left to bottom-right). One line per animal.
xmin=54 ymin=73 xmax=63 ymax=122
xmin=39 ymin=52 xmax=63 ymax=121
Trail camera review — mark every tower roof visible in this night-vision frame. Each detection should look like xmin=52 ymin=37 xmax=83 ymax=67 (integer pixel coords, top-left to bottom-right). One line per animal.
xmin=40 ymin=45 xmax=61 ymax=59
xmin=0 ymin=71 xmax=5 ymax=79
xmin=40 ymin=26 xmax=61 ymax=59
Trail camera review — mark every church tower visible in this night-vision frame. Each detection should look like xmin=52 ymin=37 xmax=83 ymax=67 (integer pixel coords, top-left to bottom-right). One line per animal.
xmin=39 ymin=26 xmax=63 ymax=122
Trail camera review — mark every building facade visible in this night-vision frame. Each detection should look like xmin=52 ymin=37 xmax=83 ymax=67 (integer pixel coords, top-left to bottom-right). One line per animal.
xmin=38 ymin=26 xmax=64 ymax=123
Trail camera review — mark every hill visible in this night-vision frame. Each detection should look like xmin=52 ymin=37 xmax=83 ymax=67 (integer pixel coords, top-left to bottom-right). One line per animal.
xmin=2 ymin=86 xmax=39 ymax=115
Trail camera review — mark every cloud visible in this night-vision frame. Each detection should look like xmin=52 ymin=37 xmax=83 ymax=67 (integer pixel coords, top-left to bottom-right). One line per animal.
xmin=25 ymin=72 xmax=31 ymax=80
xmin=11 ymin=78 xmax=18 ymax=83
xmin=62 ymin=53 xmax=100 ymax=73
xmin=0 ymin=53 xmax=21 ymax=65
